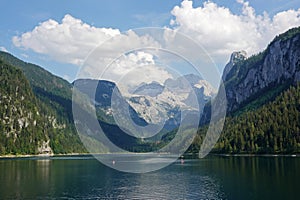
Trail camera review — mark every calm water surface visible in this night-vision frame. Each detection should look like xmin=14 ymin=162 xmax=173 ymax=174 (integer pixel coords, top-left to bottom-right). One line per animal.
xmin=0 ymin=155 xmax=299 ymax=199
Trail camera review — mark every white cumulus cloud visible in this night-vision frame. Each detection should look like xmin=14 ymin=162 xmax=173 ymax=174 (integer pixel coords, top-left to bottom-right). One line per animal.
xmin=12 ymin=14 xmax=169 ymax=90
xmin=102 ymin=51 xmax=173 ymax=94
xmin=13 ymin=14 xmax=121 ymax=65
xmin=12 ymin=2 xmax=300 ymax=85
xmin=170 ymin=0 xmax=300 ymax=65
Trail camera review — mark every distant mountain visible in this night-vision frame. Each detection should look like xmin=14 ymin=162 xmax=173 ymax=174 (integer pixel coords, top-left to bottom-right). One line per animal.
xmin=126 ymin=74 xmax=216 ymax=130
xmin=73 ymin=79 xmax=148 ymax=127
xmin=133 ymin=81 xmax=165 ymax=97
xmin=165 ymin=74 xmax=204 ymax=89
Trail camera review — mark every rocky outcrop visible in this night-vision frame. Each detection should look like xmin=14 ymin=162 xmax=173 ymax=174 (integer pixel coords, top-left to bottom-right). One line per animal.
xmin=222 ymin=50 xmax=247 ymax=81
xmin=37 ymin=140 xmax=53 ymax=155
xmin=223 ymin=27 xmax=300 ymax=112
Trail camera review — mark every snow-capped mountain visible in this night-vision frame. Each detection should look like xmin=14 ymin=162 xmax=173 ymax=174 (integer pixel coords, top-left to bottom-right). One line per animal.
xmin=73 ymin=74 xmax=216 ymax=132
xmin=132 ymin=81 xmax=164 ymax=97
xmin=194 ymin=80 xmax=217 ymax=97
xmin=125 ymin=74 xmax=216 ymax=129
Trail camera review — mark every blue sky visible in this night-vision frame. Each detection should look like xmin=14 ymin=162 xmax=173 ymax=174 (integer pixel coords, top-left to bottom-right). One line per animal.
xmin=1 ymin=0 xmax=300 ymax=83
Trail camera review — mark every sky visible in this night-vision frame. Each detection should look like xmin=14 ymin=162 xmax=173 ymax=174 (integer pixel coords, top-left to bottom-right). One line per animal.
xmin=1 ymin=0 xmax=300 ymax=88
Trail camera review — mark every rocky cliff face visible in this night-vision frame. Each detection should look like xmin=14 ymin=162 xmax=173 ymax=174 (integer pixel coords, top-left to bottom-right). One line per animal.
xmin=223 ymin=27 xmax=300 ymax=112
xmin=222 ymin=50 xmax=247 ymax=81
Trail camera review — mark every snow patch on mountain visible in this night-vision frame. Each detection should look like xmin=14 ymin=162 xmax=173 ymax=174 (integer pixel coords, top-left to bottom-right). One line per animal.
xmin=125 ymin=74 xmax=216 ymax=126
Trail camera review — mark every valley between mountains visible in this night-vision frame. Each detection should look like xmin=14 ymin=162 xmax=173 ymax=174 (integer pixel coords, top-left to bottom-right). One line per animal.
xmin=0 ymin=27 xmax=300 ymax=156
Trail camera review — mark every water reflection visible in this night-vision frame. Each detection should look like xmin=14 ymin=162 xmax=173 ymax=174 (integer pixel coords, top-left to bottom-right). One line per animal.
xmin=0 ymin=156 xmax=299 ymax=199
xmin=101 ymin=165 xmax=225 ymax=199
xmin=201 ymin=156 xmax=300 ymax=200
xmin=0 ymin=158 xmax=52 ymax=199
xmin=37 ymin=159 xmax=50 ymax=185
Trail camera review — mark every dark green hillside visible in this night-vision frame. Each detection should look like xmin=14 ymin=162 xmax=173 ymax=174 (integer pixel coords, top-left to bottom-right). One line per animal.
xmin=0 ymin=60 xmax=46 ymax=154
xmin=188 ymin=84 xmax=300 ymax=155
xmin=0 ymin=52 xmax=72 ymax=96
xmin=214 ymin=84 xmax=300 ymax=154
xmin=0 ymin=52 xmax=73 ymax=120
xmin=0 ymin=53 xmax=86 ymax=154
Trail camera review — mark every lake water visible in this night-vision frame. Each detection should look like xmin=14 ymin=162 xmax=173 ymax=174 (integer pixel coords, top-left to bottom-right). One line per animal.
xmin=0 ymin=155 xmax=299 ymax=199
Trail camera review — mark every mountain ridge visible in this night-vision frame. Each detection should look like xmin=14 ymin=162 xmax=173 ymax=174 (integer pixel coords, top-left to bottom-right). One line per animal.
xmin=1 ymin=26 xmax=300 ymax=155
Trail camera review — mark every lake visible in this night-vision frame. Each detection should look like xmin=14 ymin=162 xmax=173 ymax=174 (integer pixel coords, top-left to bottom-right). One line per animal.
xmin=0 ymin=155 xmax=299 ymax=199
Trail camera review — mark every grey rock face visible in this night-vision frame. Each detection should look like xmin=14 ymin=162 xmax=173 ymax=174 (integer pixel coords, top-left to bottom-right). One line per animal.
xmin=222 ymin=50 xmax=247 ymax=81
xmin=224 ymin=33 xmax=300 ymax=112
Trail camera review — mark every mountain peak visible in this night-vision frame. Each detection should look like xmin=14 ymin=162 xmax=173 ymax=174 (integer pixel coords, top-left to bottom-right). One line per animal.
xmin=230 ymin=51 xmax=247 ymax=65
xmin=132 ymin=81 xmax=164 ymax=97
xmin=222 ymin=50 xmax=247 ymax=81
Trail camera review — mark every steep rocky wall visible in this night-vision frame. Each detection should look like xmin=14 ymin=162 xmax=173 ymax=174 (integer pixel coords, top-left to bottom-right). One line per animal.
xmin=224 ymin=31 xmax=300 ymax=112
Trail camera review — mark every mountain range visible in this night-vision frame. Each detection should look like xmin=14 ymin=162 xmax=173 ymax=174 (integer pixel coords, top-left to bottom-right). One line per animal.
xmin=126 ymin=74 xmax=215 ymax=127
xmin=0 ymin=26 xmax=300 ymax=155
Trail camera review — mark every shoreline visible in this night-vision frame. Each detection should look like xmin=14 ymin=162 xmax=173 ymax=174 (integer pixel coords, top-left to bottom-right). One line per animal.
xmin=209 ymin=153 xmax=299 ymax=157
xmin=0 ymin=153 xmax=91 ymax=159
xmin=0 ymin=152 xmax=299 ymax=159
xmin=0 ymin=152 xmax=172 ymax=159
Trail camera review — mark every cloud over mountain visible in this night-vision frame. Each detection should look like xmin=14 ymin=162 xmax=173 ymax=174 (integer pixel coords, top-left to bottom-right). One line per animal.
xmin=12 ymin=0 xmax=300 ymax=86
xmin=12 ymin=14 xmax=169 ymax=90
xmin=170 ymin=0 xmax=300 ymax=64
